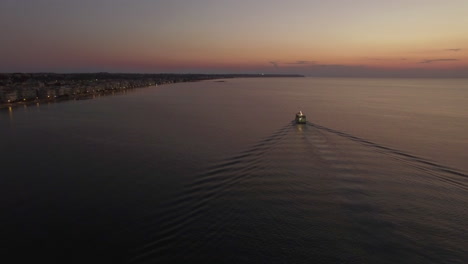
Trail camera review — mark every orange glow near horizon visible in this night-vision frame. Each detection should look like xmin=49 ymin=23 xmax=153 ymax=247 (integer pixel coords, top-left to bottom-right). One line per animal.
xmin=1 ymin=0 xmax=467 ymax=76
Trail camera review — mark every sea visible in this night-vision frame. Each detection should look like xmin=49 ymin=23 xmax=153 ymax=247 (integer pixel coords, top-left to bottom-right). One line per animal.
xmin=1 ymin=77 xmax=467 ymax=263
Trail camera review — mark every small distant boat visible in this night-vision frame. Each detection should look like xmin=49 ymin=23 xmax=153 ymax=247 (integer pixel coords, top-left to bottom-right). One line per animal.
xmin=295 ymin=111 xmax=306 ymax=124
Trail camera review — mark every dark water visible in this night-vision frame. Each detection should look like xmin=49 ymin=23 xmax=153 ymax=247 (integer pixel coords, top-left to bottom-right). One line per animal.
xmin=1 ymin=78 xmax=467 ymax=263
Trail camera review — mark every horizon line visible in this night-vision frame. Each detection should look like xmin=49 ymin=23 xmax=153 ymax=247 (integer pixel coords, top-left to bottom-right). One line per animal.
xmin=2 ymin=72 xmax=468 ymax=79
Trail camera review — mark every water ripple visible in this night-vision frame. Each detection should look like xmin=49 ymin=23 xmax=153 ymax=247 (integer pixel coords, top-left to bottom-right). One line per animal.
xmin=130 ymin=121 xmax=468 ymax=263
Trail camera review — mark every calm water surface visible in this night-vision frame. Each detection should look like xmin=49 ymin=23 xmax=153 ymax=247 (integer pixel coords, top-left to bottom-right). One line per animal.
xmin=1 ymin=78 xmax=467 ymax=263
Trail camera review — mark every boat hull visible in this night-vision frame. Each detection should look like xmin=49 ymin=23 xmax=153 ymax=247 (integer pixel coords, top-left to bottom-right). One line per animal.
xmin=295 ymin=115 xmax=306 ymax=124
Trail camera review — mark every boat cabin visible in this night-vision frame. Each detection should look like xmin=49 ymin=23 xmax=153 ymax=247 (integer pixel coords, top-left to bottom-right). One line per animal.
xmin=295 ymin=111 xmax=306 ymax=124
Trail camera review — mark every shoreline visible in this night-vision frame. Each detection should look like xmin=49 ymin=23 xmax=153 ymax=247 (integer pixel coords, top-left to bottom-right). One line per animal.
xmin=0 ymin=73 xmax=304 ymax=110
xmin=0 ymin=88 xmax=136 ymax=110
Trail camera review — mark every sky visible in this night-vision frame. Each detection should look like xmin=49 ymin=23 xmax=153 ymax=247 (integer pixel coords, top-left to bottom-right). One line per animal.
xmin=1 ymin=0 xmax=468 ymax=77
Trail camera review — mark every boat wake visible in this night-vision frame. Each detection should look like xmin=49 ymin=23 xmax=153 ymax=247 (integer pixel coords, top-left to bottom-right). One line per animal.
xmin=129 ymin=121 xmax=468 ymax=263
xmin=306 ymin=122 xmax=467 ymax=186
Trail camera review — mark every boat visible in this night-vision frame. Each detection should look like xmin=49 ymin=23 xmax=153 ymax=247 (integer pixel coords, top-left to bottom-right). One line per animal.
xmin=295 ymin=111 xmax=306 ymax=124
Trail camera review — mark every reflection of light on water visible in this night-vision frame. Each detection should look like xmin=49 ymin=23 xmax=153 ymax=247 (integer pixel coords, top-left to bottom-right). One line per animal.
xmin=296 ymin=124 xmax=305 ymax=133
xmin=8 ymin=106 xmax=13 ymax=121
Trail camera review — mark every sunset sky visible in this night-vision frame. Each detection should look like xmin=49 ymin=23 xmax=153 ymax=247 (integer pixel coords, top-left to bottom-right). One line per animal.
xmin=1 ymin=0 xmax=468 ymax=77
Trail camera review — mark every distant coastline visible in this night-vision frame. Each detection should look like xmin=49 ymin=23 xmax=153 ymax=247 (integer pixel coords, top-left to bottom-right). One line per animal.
xmin=0 ymin=73 xmax=303 ymax=109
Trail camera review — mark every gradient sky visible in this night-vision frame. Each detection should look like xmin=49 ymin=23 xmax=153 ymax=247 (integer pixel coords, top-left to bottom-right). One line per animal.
xmin=1 ymin=0 xmax=468 ymax=76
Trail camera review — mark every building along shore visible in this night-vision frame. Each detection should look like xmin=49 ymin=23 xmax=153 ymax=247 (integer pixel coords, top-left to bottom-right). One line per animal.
xmin=0 ymin=73 xmax=303 ymax=109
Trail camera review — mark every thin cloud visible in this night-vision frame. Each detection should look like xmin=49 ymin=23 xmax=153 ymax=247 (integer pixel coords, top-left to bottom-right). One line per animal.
xmin=365 ymin=57 xmax=408 ymax=61
xmin=269 ymin=60 xmax=316 ymax=67
xmin=365 ymin=57 xmax=387 ymax=61
xmin=255 ymin=62 xmax=468 ymax=78
xmin=411 ymin=48 xmax=463 ymax=54
xmin=420 ymin=58 xmax=459 ymax=64
xmin=286 ymin=60 xmax=316 ymax=65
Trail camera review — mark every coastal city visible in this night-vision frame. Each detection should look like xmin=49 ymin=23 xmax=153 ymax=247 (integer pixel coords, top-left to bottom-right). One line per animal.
xmin=0 ymin=73 xmax=301 ymax=109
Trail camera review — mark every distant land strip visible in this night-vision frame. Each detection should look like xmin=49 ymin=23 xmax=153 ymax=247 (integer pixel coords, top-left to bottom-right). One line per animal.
xmin=0 ymin=73 xmax=303 ymax=109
